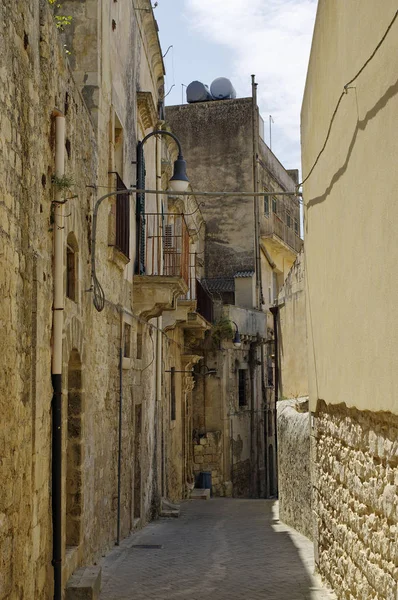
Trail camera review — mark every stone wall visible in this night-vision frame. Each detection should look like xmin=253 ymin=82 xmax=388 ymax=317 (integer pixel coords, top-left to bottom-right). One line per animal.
xmin=193 ymin=432 xmax=225 ymax=496
xmin=166 ymin=99 xmax=256 ymax=280
xmin=313 ymin=401 xmax=398 ymax=599
xmin=277 ymin=399 xmax=312 ymax=539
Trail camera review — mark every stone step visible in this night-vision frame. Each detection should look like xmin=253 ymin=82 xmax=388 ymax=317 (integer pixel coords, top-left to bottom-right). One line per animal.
xmin=161 ymin=509 xmax=180 ymax=518
xmin=65 ymin=566 xmax=101 ymax=600
xmin=190 ymin=488 xmax=210 ymax=500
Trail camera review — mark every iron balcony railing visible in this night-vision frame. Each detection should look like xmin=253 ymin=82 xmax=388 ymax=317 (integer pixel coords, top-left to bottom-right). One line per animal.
xmin=136 ymin=212 xmax=190 ymax=287
xmin=196 ymin=279 xmax=214 ymax=323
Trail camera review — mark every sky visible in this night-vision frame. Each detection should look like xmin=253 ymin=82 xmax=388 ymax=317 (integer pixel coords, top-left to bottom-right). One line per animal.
xmin=155 ymin=0 xmax=318 ymax=171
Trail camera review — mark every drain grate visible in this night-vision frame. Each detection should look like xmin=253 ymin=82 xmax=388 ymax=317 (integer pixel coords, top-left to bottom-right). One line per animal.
xmin=130 ymin=544 xmax=163 ymax=549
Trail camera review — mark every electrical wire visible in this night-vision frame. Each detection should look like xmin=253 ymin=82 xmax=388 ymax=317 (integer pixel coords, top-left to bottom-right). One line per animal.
xmin=299 ymin=9 xmax=398 ymax=189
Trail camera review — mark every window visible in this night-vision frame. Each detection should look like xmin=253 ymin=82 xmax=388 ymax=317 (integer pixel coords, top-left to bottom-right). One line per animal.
xmin=136 ymin=322 xmax=143 ymax=360
xmin=124 ymin=323 xmax=131 ymax=358
xmin=111 ymin=113 xmax=130 ymax=258
xmin=238 ymin=369 xmax=248 ymax=407
xmin=170 ymin=367 xmax=176 ymax=420
xmin=286 ymin=211 xmax=292 ymax=228
xmin=264 ymin=194 xmax=269 ymax=216
xmin=294 ymin=218 xmax=299 ymax=235
xmin=66 ymin=232 xmax=78 ymax=302
xmin=272 ymin=196 xmax=277 ymax=214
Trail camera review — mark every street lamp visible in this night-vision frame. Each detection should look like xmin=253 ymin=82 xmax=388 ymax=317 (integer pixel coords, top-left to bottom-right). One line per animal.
xmin=136 ymin=130 xmax=189 ymax=194
xmin=231 ymin=321 xmax=242 ymax=349
xmin=136 ymin=130 xmax=189 ymax=274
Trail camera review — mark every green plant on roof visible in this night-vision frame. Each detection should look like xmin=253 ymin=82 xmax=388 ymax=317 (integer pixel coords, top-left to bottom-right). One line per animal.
xmin=210 ymin=317 xmax=234 ymax=349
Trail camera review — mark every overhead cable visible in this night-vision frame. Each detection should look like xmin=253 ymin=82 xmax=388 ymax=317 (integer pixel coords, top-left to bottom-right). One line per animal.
xmin=299 ymin=9 xmax=398 ymax=189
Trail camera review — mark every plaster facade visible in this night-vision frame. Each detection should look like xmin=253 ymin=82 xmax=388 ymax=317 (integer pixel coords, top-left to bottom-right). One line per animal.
xmin=301 ymin=2 xmax=398 ymax=597
xmin=277 ymin=249 xmax=308 ymax=400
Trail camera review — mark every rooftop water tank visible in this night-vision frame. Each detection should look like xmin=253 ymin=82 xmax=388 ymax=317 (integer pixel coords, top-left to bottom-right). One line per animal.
xmin=210 ymin=77 xmax=236 ymax=100
xmin=186 ymin=81 xmax=212 ymax=103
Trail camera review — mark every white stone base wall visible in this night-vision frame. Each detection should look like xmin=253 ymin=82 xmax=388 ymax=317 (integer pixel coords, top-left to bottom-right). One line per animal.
xmin=277 ymin=398 xmax=312 ymax=539
xmin=193 ymin=432 xmax=224 ymax=496
xmin=313 ymin=401 xmax=398 ymax=600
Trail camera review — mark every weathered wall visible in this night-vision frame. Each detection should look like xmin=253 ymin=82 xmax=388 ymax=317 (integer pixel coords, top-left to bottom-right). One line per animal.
xmin=193 ymin=432 xmax=227 ymax=496
xmin=0 ymin=0 xmax=99 ymax=597
xmin=312 ymin=401 xmax=398 ymax=599
xmin=166 ymin=99 xmax=256 ymax=280
xmin=301 ymin=3 xmax=398 ymax=597
xmin=302 ymin=0 xmax=398 ymax=415
xmin=278 ymin=250 xmax=308 ymax=399
xmin=277 ymin=399 xmax=312 ymax=540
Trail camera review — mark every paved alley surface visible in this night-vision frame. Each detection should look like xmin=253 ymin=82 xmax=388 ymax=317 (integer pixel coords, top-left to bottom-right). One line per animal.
xmin=99 ymin=499 xmax=335 ymax=600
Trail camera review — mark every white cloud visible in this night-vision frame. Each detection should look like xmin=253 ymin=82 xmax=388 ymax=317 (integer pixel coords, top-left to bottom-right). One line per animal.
xmin=185 ymin=0 xmax=317 ymax=170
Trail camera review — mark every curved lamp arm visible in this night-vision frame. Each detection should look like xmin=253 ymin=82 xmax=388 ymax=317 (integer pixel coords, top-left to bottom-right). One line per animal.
xmin=139 ymin=129 xmax=184 ymax=157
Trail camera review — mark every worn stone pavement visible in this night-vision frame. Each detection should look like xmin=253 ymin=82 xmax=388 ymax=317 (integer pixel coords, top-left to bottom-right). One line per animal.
xmin=99 ymin=499 xmax=335 ymax=600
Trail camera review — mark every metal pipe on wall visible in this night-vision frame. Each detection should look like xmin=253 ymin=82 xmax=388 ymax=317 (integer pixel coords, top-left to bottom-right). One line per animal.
xmin=116 ymin=312 xmax=123 ymax=545
xmin=52 ymin=113 xmax=65 ymax=600
xmin=155 ymin=130 xmax=164 ymax=502
xmin=251 ymin=75 xmax=263 ymax=309
xmin=270 ymin=306 xmax=279 ymax=497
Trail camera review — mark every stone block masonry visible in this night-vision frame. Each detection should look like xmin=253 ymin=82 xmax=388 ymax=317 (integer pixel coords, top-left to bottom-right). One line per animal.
xmin=313 ymin=400 xmax=398 ymax=600
xmin=277 ymin=398 xmax=312 ymax=540
xmin=193 ymin=432 xmax=225 ymax=496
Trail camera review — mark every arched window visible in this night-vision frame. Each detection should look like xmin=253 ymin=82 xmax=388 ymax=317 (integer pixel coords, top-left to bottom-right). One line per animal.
xmin=66 ymin=232 xmax=78 ymax=302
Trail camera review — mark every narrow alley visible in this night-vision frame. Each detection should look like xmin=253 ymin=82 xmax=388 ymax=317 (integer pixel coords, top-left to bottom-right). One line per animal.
xmin=99 ymin=500 xmax=334 ymax=600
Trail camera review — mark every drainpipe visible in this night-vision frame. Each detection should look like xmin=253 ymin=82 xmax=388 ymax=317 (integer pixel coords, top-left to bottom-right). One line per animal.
xmin=116 ymin=309 xmax=123 ymax=545
xmin=155 ymin=130 xmax=164 ymax=503
xmin=51 ymin=112 xmax=65 ymax=600
xmin=249 ymin=343 xmax=256 ymax=497
xmin=269 ymin=305 xmax=279 ymax=496
xmin=251 ymin=75 xmax=263 ymax=309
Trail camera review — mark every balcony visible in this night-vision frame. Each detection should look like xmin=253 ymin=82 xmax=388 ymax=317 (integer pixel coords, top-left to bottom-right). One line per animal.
xmin=223 ymin=305 xmax=269 ymax=344
xmin=261 ymin=212 xmax=303 ymax=255
xmin=133 ymin=213 xmax=189 ymax=319
xmin=162 ymin=262 xmax=212 ymax=342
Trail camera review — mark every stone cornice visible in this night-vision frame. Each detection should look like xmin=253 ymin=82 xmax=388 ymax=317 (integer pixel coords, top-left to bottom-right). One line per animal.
xmin=137 ymin=91 xmax=158 ymax=131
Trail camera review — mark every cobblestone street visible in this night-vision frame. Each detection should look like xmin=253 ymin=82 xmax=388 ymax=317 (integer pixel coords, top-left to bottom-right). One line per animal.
xmin=99 ymin=499 xmax=334 ymax=600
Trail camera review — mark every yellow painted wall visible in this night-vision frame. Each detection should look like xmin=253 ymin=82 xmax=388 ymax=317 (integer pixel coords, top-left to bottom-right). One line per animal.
xmin=301 ymin=0 xmax=398 ymax=414
xmin=278 ymin=251 xmax=308 ymax=399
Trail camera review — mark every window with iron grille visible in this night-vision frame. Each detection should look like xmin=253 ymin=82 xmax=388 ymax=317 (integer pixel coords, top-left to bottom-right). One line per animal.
xmin=272 ymin=197 xmax=277 ymax=213
xmin=286 ymin=211 xmax=292 ymax=228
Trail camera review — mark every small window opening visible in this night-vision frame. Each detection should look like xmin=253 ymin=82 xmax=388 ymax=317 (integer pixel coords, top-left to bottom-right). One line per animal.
xmin=65 ymin=139 xmax=71 ymax=160
xmin=136 ymin=322 xmax=143 ymax=359
xmin=170 ymin=367 xmax=176 ymax=420
xmin=294 ymin=218 xmax=299 ymax=235
xmin=272 ymin=197 xmax=277 ymax=214
xmin=124 ymin=323 xmax=131 ymax=358
xmin=286 ymin=211 xmax=291 ymax=228
xmin=264 ymin=194 xmax=269 ymax=216
xmin=238 ymin=369 xmax=248 ymax=407
xmin=66 ymin=233 xmax=78 ymax=302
